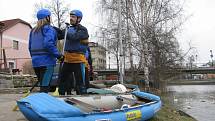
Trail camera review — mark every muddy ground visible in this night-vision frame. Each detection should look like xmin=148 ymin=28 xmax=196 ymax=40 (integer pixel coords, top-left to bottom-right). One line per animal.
xmin=0 ymin=93 xmax=27 ymax=121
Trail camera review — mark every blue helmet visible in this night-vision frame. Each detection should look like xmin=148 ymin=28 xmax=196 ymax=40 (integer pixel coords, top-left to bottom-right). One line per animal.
xmin=37 ymin=9 xmax=51 ymax=20
xmin=70 ymin=10 xmax=83 ymax=18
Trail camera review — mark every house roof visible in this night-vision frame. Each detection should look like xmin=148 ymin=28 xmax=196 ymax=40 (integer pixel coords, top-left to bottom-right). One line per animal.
xmin=0 ymin=22 xmax=4 ymax=30
xmin=0 ymin=18 xmax=32 ymax=32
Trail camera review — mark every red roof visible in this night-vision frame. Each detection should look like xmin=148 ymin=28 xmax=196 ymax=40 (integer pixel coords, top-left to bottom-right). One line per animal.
xmin=0 ymin=18 xmax=32 ymax=32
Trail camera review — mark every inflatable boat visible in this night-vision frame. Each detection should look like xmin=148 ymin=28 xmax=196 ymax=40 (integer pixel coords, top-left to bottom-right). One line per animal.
xmin=17 ymin=90 xmax=161 ymax=121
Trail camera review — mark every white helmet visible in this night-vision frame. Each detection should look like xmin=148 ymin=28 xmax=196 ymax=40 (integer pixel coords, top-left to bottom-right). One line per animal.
xmin=110 ymin=84 xmax=127 ymax=93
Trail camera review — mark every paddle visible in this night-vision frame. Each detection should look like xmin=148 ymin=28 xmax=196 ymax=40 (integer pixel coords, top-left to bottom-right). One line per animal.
xmin=52 ymin=23 xmax=69 ymax=96
xmin=12 ymin=79 xmax=40 ymax=111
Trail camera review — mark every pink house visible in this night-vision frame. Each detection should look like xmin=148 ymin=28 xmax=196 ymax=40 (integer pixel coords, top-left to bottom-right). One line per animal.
xmin=0 ymin=18 xmax=32 ymax=73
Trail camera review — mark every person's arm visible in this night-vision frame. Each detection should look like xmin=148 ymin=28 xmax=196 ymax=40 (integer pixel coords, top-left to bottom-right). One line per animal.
xmin=80 ymin=39 xmax=89 ymax=45
xmin=43 ymin=25 xmax=61 ymax=58
xmin=53 ymin=26 xmax=65 ymax=40
xmin=66 ymin=25 xmax=89 ymax=41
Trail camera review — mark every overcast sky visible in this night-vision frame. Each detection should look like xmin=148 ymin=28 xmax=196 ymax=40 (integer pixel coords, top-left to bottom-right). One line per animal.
xmin=0 ymin=0 xmax=98 ymax=37
xmin=179 ymin=0 xmax=215 ymax=64
xmin=0 ymin=0 xmax=215 ymax=63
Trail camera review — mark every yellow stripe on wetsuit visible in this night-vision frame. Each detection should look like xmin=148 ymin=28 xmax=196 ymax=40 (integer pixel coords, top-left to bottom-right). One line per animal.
xmin=64 ymin=52 xmax=87 ymax=65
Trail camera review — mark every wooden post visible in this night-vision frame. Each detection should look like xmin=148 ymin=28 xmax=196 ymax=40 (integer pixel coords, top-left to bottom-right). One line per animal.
xmin=2 ymin=49 xmax=7 ymax=69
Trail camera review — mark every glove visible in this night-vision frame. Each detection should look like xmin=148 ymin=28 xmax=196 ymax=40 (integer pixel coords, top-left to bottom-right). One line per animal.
xmin=53 ymin=26 xmax=64 ymax=40
xmin=53 ymin=26 xmax=61 ymax=33
xmin=57 ymin=55 xmax=64 ymax=63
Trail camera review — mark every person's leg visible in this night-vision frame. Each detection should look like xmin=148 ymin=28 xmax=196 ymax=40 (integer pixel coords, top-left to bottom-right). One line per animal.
xmin=40 ymin=66 xmax=54 ymax=93
xmin=69 ymin=63 xmax=79 ymax=95
xmin=33 ymin=66 xmax=49 ymax=93
xmin=58 ymin=63 xmax=69 ymax=95
xmin=59 ymin=63 xmax=74 ymax=95
xmin=34 ymin=67 xmax=46 ymax=92
xmin=85 ymin=67 xmax=89 ymax=89
xmin=65 ymin=63 xmax=76 ymax=95
xmin=74 ymin=63 xmax=87 ymax=95
xmin=33 ymin=67 xmax=43 ymax=88
xmin=65 ymin=71 xmax=74 ymax=95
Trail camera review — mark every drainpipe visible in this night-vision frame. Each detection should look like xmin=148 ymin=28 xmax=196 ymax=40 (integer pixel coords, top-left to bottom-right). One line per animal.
xmin=2 ymin=48 xmax=7 ymax=69
xmin=0 ymin=31 xmax=2 ymax=69
xmin=0 ymin=22 xmax=5 ymax=69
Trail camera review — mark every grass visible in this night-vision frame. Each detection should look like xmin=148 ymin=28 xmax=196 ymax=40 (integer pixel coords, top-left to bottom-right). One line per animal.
xmin=149 ymin=94 xmax=197 ymax=121
xmin=150 ymin=103 xmax=196 ymax=121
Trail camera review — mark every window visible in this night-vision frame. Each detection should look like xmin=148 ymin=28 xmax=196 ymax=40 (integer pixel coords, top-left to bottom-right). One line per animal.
xmin=8 ymin=62 xmax=15 ymax=69
xmin=13 ymin=40 xmax=19 ymax=50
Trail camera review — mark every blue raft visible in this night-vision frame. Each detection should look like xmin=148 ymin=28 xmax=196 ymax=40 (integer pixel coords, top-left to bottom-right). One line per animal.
xmin=17 ymin=91 xmax=161 ymax=121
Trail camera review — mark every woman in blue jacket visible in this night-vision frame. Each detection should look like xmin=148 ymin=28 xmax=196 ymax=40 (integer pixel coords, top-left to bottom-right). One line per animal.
xmin=29 ymin=9 xmax=63 ymax=93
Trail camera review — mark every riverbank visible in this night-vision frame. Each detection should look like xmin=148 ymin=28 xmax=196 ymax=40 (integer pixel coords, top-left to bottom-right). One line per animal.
xmin=150 ymin=94 xmax=197 ymax=121
xmin=0 ymin=88 xmax=197 ymax=121
xmin=168 ymin=79 xmax=215 ymax=85
xmin=167 ymin=84 xmax=215 ymax=121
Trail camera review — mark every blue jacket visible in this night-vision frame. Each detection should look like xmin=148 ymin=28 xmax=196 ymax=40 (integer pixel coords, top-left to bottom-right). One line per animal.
xmin=63 ymin=24 xmax=89 ymax=53
xmin=29 ymin=25 xmax=61 ymax=67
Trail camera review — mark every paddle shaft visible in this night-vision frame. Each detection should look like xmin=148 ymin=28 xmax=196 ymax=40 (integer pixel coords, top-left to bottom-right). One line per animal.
xmin=53 ymin=23 xmax=69 ymax=95
xmin=58 ymin=23 xmax=69 ymax=79
xmin=29 ymin=79 xmax=40 ymax=92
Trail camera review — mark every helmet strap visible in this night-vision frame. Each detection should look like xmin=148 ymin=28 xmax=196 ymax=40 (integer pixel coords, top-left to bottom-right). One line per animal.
xmin=46 ymin=16 xmax=51 ymax=23
xmin=76 ymin=17 xmax=81 ymax=24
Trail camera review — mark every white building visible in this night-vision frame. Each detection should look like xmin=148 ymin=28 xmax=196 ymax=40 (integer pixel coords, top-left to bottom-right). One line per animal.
xmin=89 ymin=42 xmax=106 ymax=70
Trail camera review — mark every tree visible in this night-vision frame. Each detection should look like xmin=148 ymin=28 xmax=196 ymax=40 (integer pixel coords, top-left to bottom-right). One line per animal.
xmin=33 ymin=0 xmax=69 ymax=28
xmin=96 ymin=0 xmax=187 ymax=90
xmin=22 ymin=60 xmax=35 ymax=75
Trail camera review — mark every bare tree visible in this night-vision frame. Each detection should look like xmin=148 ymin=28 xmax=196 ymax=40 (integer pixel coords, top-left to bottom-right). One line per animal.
xmin=47 ymin=0 xmax=69 ymax=28
xmin=96 ymin=0 xmax=187 ymax=90
xmin=22 ymin=60 xmax=35 ymax=75
xmin=33 ymin=0 xmax=69 ymax=28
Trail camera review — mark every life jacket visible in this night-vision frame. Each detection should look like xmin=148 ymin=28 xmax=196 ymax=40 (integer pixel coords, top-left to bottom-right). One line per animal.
xmin=64 ymin=25 xmax=88 ymax=54
xmin=29 ymin=29 xmax=49 ymax=55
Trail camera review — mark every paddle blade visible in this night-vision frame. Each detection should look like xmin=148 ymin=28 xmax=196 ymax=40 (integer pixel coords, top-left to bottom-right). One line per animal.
xmin=52 ymin=87 xmax=59 ymax=96
xmin=12 ymin=91 xmax=30 ymax=111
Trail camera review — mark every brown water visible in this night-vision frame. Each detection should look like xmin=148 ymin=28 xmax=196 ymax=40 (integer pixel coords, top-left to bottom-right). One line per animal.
xmin=167 ymin=85 xmax=215 ymax=121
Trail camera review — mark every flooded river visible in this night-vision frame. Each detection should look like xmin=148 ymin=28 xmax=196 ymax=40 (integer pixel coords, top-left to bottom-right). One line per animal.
xmin=167 ymin=85 xmax=215 ymax=121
